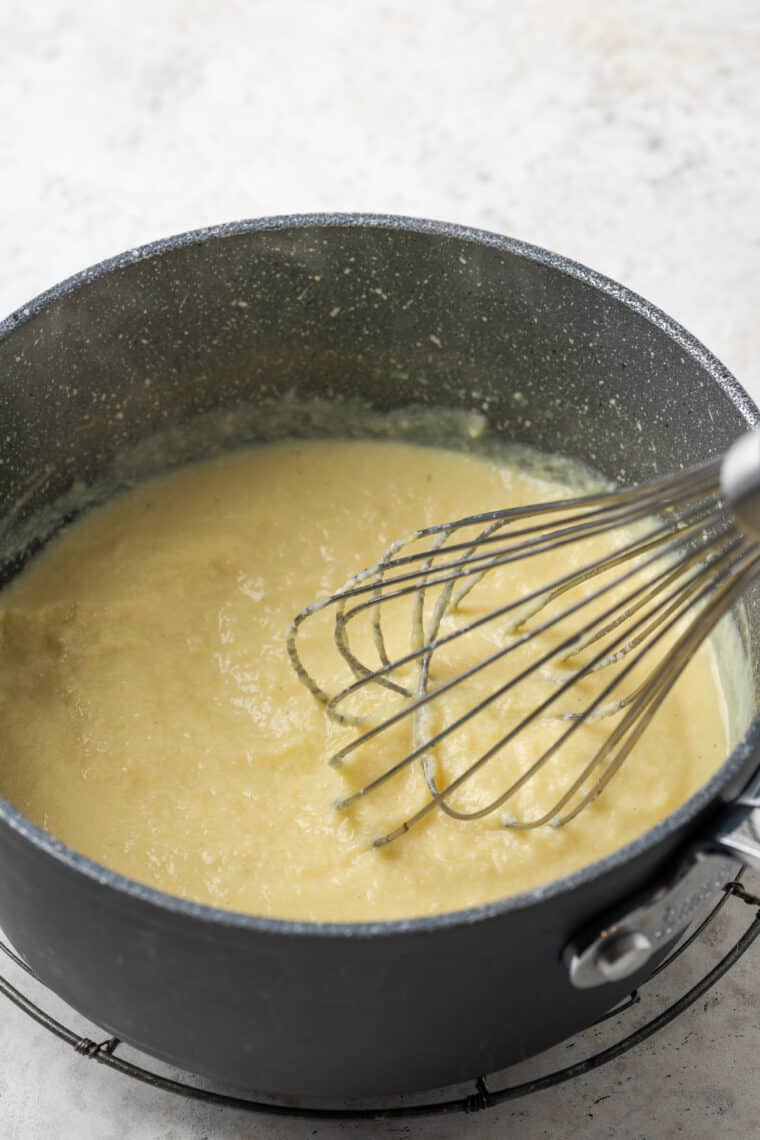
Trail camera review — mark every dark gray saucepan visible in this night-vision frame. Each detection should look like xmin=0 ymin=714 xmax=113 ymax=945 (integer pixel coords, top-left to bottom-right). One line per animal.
xmin=0 ymin=215 xmax=758 ymax=1100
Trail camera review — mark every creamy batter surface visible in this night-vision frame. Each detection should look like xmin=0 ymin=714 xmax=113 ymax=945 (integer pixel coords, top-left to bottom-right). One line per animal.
xmin=0 ymin=440 xmax=728 ymax=920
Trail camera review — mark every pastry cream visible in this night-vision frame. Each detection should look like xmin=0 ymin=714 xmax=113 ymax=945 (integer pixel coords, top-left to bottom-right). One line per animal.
xmin=0 ymin=439 xmax=727 ymax=920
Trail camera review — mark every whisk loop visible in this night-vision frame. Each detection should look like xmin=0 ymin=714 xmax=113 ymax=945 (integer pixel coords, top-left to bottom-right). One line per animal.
xmin=288 ymin=443 xmax=760 ymax=846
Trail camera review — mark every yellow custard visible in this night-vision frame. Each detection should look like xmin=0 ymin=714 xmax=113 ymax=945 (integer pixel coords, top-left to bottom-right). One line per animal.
xmin=0 ymin=439 xmax=727 ymax=920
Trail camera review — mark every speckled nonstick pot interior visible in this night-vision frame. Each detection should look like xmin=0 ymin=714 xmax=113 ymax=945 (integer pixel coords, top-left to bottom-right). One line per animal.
xmin=0 ymin=215 xmax=758 ymax=1100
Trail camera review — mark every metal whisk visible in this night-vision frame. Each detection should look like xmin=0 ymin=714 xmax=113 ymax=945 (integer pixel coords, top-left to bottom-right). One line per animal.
xmin=287 ymin=431 xmax=760 ymax=846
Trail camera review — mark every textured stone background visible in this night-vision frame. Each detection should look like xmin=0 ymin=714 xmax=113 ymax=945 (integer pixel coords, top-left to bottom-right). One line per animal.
xmin=1 ymin=1 xmax=759 ymax=1136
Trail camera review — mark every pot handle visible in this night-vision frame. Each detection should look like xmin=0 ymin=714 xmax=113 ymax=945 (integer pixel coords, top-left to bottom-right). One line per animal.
xmin=564 ymin=786 xmax=760 ymax=989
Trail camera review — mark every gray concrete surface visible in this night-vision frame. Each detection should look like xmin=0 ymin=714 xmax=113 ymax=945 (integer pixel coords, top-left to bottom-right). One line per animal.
xmin=0 ymin=2 xmax=759 ymax=1136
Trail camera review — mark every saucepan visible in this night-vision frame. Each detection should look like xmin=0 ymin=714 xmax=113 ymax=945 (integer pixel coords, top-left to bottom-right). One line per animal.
xmin=0 ymin=214 xmax=758 ymax=1099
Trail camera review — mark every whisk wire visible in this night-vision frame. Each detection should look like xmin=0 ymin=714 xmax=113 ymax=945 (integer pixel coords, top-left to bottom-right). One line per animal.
xmin=332 ymin=514 xmax=727 ymax=803
xmin=322 ymin=498 xmax=724 ymax=735
xmin=350 ymin=531 xmax=748 ymax=843
xmin=287 ymin=451 xmax=758 ymax=845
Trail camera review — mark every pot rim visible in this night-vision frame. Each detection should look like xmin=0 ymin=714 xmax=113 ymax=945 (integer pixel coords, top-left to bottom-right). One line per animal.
xmin=0 ymin=211 xmax=758 ymax=938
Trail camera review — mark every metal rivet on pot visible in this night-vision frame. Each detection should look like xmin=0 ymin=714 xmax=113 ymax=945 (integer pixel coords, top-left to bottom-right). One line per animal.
xmin=595 ymin=930 xmax=653 ymax=981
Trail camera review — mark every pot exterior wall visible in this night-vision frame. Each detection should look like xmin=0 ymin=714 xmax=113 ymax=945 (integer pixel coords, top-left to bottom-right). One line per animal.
xmin=0 ymin=807 xmax=718 ymax=1098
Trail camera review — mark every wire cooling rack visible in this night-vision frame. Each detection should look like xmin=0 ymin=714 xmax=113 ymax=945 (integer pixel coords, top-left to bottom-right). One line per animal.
xmin=1 ymin=878 xmax=758 ymax=1121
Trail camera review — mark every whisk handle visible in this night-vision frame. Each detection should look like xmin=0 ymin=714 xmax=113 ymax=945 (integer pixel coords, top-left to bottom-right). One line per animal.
xmin=721 ymin=429 xmax=760 ymax=540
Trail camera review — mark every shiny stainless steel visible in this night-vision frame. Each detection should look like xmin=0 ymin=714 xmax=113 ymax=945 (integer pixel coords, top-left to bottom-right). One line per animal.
xmin=288 ymin=431 xmax=760 ymax=849
xmin=565 ymin=787 xmax=760 ymax=988
xmin=711 ymin=794 xmax=760 ymax=869
xmin=722 ymin=430 xmax=760 ymax=541
xmin=594 ymin=931 xmax=654 ymax=981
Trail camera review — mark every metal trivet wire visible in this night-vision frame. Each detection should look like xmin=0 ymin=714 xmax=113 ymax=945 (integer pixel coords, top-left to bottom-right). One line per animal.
xmin=1 ymin=879 xmax=758 ymax=1122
